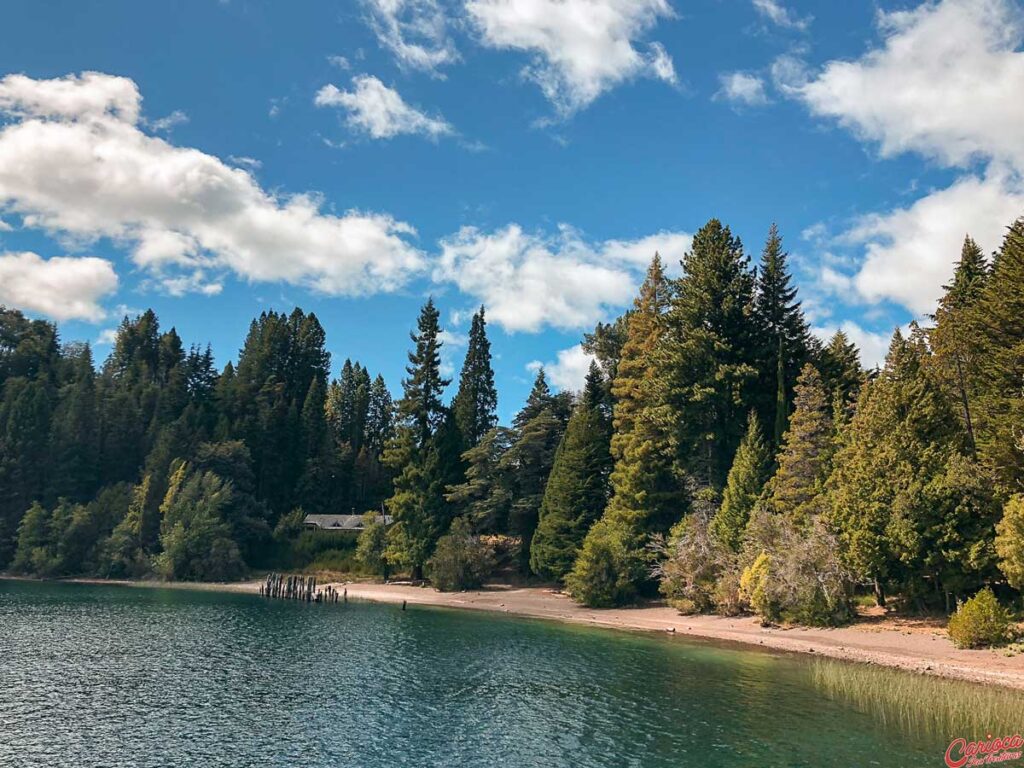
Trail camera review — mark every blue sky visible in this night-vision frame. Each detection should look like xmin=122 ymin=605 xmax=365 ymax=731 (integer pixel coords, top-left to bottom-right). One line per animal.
xmin=1 ymin=0 xmax=1022 ymax=422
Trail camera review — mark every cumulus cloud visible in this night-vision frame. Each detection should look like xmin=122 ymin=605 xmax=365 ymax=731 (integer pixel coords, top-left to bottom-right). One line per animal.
xmin=362 ymin=0 xmax=458 ymax=75
xmin=715 ymin=72 xmax=770 ymax=106
xmin=434 ymin=224 xmax=689 ymax=333
xmin=0 ymin=251 xmax=118 ymax=321
xmin=812 ymin=320 xmax=898 ymax=370
xmin=787 ymin=0 xmax=1024 ymax=316
xmin=465 ymin=0 xmax=677 ymax=116
xmin=527 ymin=344 xmax=595 ymax=392
xmin=0 ymin=71 xmax=424 ymax=297
xmin=315 ymin=76 xmax=454 ymax=140
xmin=752 ymin=0 xmax=810 ymax=31
xmin=839 ymin=171 xmax=1024 ymax=315
xmin=796 ymin=0 xmax=1024 ymax=170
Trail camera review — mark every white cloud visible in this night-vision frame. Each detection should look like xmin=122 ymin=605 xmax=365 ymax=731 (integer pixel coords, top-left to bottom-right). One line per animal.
xmin=327 ymin=55 xmax=351 ymax=69
xmin=362 ymin=0 xmax=458 ymax=75
xmin=465 ymin=0 xmax=676 ymax=115
xmin=715 ymin=72 xmax=770 ymax=106
xmin=434 ymin=224 xmax=688 ymax=333
xmin=227 ymin=155 xmax=262 ymax=170
xmin=786 ymin=0 xmax=1024 ymax=317
xmin=0 ymin=251 xmax=117 ymax=322
xmin=147 ymin=109 xmax=188 ymax=132
xmin=839 ymin=171 xmax=1024 ymax=315
xmin=95 ymin=328 xmax=118 ymax=345
xmin=315 ymin=76 xmax=454 ymax=140
xmin=811 ymin=320 xmax=897 ymax=370
xmin=0 ymin=72 xmax=424 ymax=298
xmin=527 ymin=344 xmax=595 ymax=392
xmin=795 ymin=0 xmax=1024 ymax=171
xmin=752 ymin=0 xmax=810 ymax=31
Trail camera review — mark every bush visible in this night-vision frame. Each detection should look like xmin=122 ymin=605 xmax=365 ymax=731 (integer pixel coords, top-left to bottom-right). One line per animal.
xmin=656 ymin=511 xmax=737 ymax=615
xmin=355 ymin=512 xmax=390 ymax=578
xmin=565 ymin=518 xmax=647 ymax=608
xmin=427 ymin=517 xmax=495 ymax=592
xmin=947 ymin=588 xmax=1016 ymax=649
xmin=739 ymin=508 xmax=854 ymax=627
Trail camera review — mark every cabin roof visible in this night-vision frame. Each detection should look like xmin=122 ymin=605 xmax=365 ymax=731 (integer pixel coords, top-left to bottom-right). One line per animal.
xmin=302 ymin=513 xmax=392 ymax=530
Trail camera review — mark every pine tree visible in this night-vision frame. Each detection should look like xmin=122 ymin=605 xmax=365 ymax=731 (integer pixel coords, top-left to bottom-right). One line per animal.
xmin=754 ymin=224 xmax=810 ymax=446
xmin=819 ymin=330 xmax=863 ymax=411
xmin=445 ymin=426 xmax=515 ymax=533
xmin=48 ymin=344 xmax=99 ymax=503
xmin=711 ymin=411 xmax=770 ymax=552
xmin=530 ymin=363 xmax=613 ymax=581
xmin=452 ymin=307 xmax=498 ymax=448
xmin=385 ymin=299 xmax=453 ymax=578
xmin=769 ymin=364 xmax=833 ymax=524
xmin=929 ymin=236 xmax=988 ymax=449
xmin=658 ymin=219 xmax=760 ymax=488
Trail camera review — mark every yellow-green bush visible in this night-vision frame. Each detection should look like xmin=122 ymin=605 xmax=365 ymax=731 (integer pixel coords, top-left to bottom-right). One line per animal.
xmin=947 ymin=588 xmax=1016 ymax=649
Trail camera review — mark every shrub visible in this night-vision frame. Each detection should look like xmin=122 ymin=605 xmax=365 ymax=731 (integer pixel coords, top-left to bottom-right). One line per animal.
xmin=740 ymin=552 xmax=776 ymax=625
xmin=427 ymin=517 xmax=495 ymax=592
xmin=355 ymin=512 xmax=389 ymax=578
xmin=656 ymin=511 xmax=737 ymax=615
xmin=947 ymin=588 xmax=1016 ymax=649
xmin=565 ymin=518 xmax=646 ymax=608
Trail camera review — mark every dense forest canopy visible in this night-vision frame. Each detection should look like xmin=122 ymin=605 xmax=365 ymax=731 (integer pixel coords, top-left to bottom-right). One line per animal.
xmin=2 ymin=217 xmax=1022 ymax=626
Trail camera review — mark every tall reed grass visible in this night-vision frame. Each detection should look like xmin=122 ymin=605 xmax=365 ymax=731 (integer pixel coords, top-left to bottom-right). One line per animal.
xmin=808 ymin=658 xmax=1022 ymax=739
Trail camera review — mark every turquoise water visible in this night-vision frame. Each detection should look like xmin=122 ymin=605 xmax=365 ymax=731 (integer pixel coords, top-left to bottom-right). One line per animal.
xmin=0 ymin=580 xmax=984 ymax=766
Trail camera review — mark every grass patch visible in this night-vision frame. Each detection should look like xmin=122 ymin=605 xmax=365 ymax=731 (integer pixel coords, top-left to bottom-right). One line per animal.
xmin=808 ymin=658 xmax=1021 ymax=739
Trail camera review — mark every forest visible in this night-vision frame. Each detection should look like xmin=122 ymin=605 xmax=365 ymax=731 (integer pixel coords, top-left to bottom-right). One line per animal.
xmin=2 ymin=217 xmax=1022 ymax=639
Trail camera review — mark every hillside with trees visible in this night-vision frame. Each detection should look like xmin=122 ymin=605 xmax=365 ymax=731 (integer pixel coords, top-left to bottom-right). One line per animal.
xmin=2 ymin=217 xmax=1022 ymax=637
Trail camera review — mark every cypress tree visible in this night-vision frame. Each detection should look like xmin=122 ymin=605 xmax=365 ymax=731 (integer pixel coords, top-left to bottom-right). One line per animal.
xmin=819 ymin=330 xmax=863 ymax=411
xmin=972 ymin=219 xmax=1024 ymax=489
xmin=711 ymin=411 xmax=770 ymax=552
xmin=568 ymin=255 xmax=675 ymax=606
xmin=769 ymin=363 xmax=833 ymax=524
xmin=530 ymin=363 xmax=613 ymax=581
xmin=452 ymin=307 xmax=498 ymax=448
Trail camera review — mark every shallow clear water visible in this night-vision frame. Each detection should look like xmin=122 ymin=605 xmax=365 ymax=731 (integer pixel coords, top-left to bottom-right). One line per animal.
xmin=0 ymin=579 xmax=992 ymax=767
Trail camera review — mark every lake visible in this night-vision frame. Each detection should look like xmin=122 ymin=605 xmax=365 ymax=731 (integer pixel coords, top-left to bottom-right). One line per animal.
xmin=0 ymin=580 xmax=1016 ymax=767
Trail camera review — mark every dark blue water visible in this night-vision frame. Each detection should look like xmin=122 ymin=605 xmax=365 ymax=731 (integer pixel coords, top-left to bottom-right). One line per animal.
xmin=0 ymin=580 xmax=970 ymax=766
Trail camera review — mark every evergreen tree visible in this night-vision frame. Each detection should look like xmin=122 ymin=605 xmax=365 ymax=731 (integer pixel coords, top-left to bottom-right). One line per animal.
xmin=818 ymin=330 xmax=863 ymax=411
xmin=658 ymin=219 xmax=759 ymax=488
xmin=753 ymin=224 xmax=810 ymax=446
xmin=929 ymin=236 xmax=988 ymax=449
xmin=451 ymin=307 xmax=498 ymax=448
xmin=569 ymin=255 xmax=676 ymax=606
xmin=711 ymin=412 xmax=770 ymax=552
xmin=445 ymin=426 xmax=515 ymax=533
xmin=973 ymin=220 xmax=1024 ymax=489
xmin=769 ymin=364 xmax=833 ymax=524
xmin=385 ymin=299 xmax=453 ymax=578
xmin=530 ymin=363 xmax=613 ymax=581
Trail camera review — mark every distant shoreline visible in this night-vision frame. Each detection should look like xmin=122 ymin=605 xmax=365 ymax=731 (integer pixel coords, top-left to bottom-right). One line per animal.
xmin=5 ymin=575 xmax=1023 ymax=691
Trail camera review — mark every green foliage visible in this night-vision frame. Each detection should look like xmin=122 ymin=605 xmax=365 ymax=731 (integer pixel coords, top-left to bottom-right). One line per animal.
xmin=530 ymin=363 xmax=613 ymax=581
xmin=427 ymin=517 xmax=495 ymax=591
xmin=711 ymin=412 xmax=770 ymax=551
xmin=947 ymin=588 xmax=1016 ymax=649
xmin=657 ymin=496 xmax=738 ymax=615
xmin=565 ymin=516 xmax=648 ymax=608
xmin=356 ymin=512 xmax=390 ymax=577
xmin=996 ymin=496 xmax=1024 ymax=590
xmin=769 ymin=364 xmax=832 ymax=523
xmin=451 ymin=307 xmax=498 ymax=448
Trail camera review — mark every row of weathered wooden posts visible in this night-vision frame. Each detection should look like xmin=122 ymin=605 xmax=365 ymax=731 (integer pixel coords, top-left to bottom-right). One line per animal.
xmin=260 ymin=572 xmax=346 ymax=604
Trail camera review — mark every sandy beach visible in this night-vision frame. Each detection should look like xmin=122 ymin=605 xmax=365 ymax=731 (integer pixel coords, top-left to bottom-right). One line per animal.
xmin=18 ymin=575 xmax=1023 ymax=691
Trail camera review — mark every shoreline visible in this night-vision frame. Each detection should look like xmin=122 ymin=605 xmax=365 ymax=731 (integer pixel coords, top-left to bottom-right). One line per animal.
xmin=6 ymin=575 xmax=1024 ymax=691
